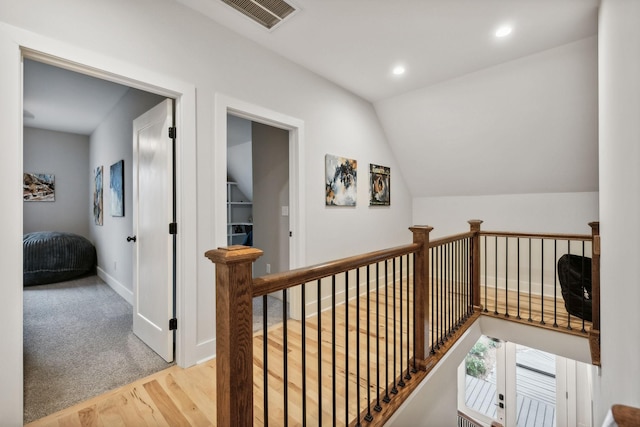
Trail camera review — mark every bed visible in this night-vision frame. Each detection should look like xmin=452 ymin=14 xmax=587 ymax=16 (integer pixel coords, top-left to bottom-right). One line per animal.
xmin=23 ymin=231 xmax=96 ymax=286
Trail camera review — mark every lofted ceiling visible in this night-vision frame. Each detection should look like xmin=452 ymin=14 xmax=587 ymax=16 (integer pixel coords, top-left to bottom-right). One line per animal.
xmin=177 ymin=0 xmax=599 ymax=102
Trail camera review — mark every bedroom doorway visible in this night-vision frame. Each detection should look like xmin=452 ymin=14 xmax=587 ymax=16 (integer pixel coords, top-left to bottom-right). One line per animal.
xmin=22 ymin=57 xmax=177 ymax=422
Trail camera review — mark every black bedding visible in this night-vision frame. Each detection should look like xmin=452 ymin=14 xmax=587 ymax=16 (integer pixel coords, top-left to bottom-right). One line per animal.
xmin=23 ymin=231 xmax=96 ymax=285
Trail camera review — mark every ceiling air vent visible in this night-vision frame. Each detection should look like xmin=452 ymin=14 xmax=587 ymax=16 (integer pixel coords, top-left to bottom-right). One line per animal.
xmin=221 ymin=0 xmax=296 ymax=30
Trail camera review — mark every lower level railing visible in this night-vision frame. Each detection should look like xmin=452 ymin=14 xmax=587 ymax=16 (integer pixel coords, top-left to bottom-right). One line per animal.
xmin=205 ymin=220 xmax=600 ymax=426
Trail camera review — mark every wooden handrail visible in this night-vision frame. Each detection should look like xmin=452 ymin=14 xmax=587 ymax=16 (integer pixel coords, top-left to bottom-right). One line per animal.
xmin=429 ymin=231 xmax=474 ymax=248
xmin=480 ymin=230 xmax=592 ymax=240
xmin=252 ymin=242 xmax=421 ymax=297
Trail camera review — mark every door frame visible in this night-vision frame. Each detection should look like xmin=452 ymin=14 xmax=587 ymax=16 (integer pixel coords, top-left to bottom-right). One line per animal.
xmin=8 ymin=26 xmax=199 ymax=371
xmin=214 ymin=94 xmax=306 ymax=317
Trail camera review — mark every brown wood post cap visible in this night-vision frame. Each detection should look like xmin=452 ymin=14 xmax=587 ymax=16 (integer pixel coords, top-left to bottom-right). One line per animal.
xmin=409 ymin=225 xmax=434 ymax=233
xmin=204 ymin=245 xmax=263 ymax=265
xmin=468 ymin=219 xmax=483 ymax=231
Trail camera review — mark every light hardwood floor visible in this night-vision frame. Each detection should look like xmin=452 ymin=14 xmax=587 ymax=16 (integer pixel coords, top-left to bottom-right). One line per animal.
xmin=27 ymin=280 xmax=422 ymax=427
xmin=26 ymin=279 xmax=586 ymax=426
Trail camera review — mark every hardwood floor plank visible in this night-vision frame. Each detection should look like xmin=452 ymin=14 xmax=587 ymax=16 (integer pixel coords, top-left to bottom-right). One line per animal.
xmin=143 ymin=380 xmax=191 ymax=427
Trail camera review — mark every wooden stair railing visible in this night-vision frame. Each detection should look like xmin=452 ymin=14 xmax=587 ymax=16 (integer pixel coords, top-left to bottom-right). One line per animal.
xmin=205 ymin=220 xmax=600 ymax=427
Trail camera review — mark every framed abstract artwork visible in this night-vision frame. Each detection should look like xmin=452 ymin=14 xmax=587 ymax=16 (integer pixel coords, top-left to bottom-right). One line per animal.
xmin=110 ymin=160 xmax=124 ymax=217
xmin=325 ymin=154 xmax=357 ymax=206
xmin=94 ymin=166 xmax=103 ymax=225
xmin=369 ymin=164 xmax=390 ymax=206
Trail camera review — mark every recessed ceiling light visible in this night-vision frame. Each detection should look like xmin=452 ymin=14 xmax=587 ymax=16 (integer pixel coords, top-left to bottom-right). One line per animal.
xmin=495 ymin=25 xmax=513 ymax=38
xmin=392 ymin=65 xmax=406 ymax=76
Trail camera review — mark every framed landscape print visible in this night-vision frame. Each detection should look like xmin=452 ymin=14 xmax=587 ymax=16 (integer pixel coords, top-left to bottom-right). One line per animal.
xmin=23 ymin=173 xmax=55 ymax=202
xmin=325 ymin=154 xmax=357 ymax=206
xmin=369 ymin=164 xmax=390 ymax=206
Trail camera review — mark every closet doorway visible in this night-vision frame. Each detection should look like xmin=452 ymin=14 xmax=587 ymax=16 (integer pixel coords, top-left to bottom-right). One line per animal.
xmin=227 ymin=114 xmax=290 ymax=277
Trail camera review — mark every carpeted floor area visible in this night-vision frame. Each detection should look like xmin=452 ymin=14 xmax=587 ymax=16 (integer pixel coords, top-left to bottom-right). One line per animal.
xmin=23 ymin=275 xmax=173 ymax=424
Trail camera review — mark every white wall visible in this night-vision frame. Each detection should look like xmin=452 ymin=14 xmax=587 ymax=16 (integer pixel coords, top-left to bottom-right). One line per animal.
xmin=23 ymin=127 xmax=90 ymax=238
xmin=414 ymin=192 xmax=599 ymax=238
xmin=594 ymin=0 xmax=640 ymax=423
xmin=376 ymin=36 xmax=598 ymax=199
xmin=0 ymin=0 xmax=412 ymax=422
xmin=89 ymin=88 xmax=166 ymax=303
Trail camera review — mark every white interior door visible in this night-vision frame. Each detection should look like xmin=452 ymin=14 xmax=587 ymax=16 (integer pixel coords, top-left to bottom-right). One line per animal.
xmin=132 ymin=99 xmax=175 ymax=362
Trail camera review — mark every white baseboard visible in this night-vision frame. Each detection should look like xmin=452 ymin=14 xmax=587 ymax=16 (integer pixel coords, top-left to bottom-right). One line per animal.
xmin=96 ymin=266 xmax=133 ymax=305
xmin=195 ymin=338 xmax=216 ymax=364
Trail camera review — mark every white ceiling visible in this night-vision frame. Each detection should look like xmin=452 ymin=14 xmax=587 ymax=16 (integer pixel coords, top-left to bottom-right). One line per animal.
xmin=177 ymin=0 xmax=599 ymax=102
xmin=23 ymin=1 xmax=599 ymax=134
xmin=23 ymin=59 xmax=129 ymax=135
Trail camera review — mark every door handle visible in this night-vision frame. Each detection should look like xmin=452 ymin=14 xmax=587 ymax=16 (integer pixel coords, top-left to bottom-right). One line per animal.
xmin=127 ymin=235 xmax=137 ymax=242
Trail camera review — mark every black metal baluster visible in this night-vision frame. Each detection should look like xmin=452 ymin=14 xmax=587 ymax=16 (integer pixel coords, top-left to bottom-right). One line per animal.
xmin=505 ymin=238 xmax=509 ymax=318
xmin=431 ymin=248 xmax=436 ymax=354
xmin=263 ymin=295 xmax=269 ymax=427
xmin=455 ymin=240 xmax=460 ymax=326
xmin=411 ymin=252 xmax=420 ymax=373
xmin=283 ymin=291 xmax=289 ymax=427
xmin=317 ymin=279 xmax=322 ymax=426
xmin=283 ymin=289 xmax=289 ymax=427
xmin=540 ymin=240 xmax=546 ymax=325
xmin=494 ymin=236 xmax=499 ymax=315
xmin=365 ymin=265 xmax=374 ymax=422
xmin=345 ymin=271 xmax=349 ymax=425
xmin=553 ymin=241 xmax=558 ymax=328
xmin=302 ymin=284 xmax=307 ymax=427
xmin=398 ymin=256 xmax=405 ymax=387
xmin=375 ymin=262 xmax=382 ymax=412
xmin=332 ymin=275 xmax=337 ymax=426
xmin=439 ymin=245 xmax=444 ymax=347
xmin=391 ymin=258 xmax=398 ymax=395
xmin=581 ymin=241 xmax=587 ymax=333
xmin=517 ymin=238 xmax=521 ymax=320
xmin=567 ymin=240 xmax=573 ymax=330
xmin=446 ymin=243 xmax=451 ymax=336
xmin=483 ymin=236 xmax=488 ymax=313
xmin=383 ymin=260 xmax=390 ymax=403
xmin=465 ymin=238 xmax=470 ymax=318
xmin=528 ymin=239 xmax=533 ymax=322
xmin=356 ymin=268 xmax=362 ymax=426
xmin=405 ymin=255 xmax=412 ymax=379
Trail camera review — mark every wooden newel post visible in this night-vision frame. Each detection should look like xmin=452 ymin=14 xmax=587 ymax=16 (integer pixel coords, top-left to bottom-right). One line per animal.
xmin=468 ymin=220 xmax=483 ymax=309
xmin=410 ymin=225 xmax=433 ymax=367
xmin=588 ymin=221 xmax=601 ymax=366
xmin=205 ymin=246 xmax=264 ymax=427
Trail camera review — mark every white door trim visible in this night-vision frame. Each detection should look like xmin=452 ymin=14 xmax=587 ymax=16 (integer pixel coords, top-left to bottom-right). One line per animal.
xmin=214 ymin=94 xmax=306 ymax=317
xmin=5 ymin=23 xmax=199 ymax=369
